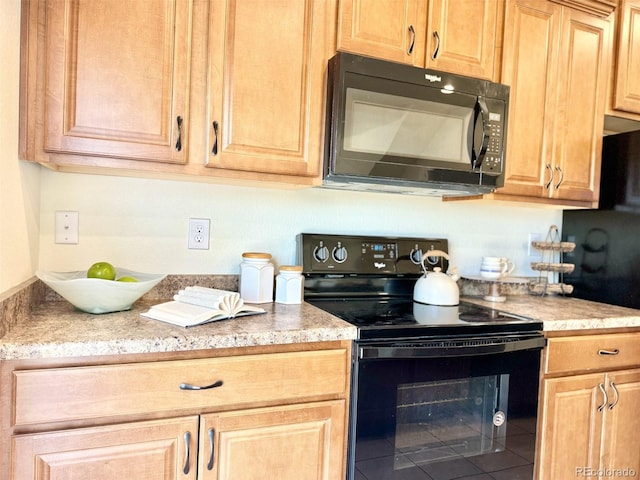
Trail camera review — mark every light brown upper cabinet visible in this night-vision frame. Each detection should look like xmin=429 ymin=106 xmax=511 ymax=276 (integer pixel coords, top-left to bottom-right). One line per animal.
xmin=608 ymin=0 xmax=640 ymax=119
xmin=425 ymin=0 xmax=501 ymax=79
xmin=20 ymin=0 xmax=336 ymax=187
xmin=337 ymin=0 xmax=502 ymax=80
xmin=204 ymin=0 xmax=335 ymax=177
xmin=497 ymin=0 xmax=612 ymax=207
xmin=337 ymin=0 xmax=427 ymax=66
xmin=33 ymin=0 xmax=191 ymax=164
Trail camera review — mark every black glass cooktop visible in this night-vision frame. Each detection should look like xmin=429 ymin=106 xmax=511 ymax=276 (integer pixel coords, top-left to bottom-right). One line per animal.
xmin=306 ymin=297 xmax=542 ymax=340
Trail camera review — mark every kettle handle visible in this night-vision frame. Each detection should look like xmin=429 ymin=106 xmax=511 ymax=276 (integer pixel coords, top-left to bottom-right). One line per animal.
xmin=420 ymin=249 xmax=450 ymax=274
xmin=421 ymin=250 xmax=450 ymax=263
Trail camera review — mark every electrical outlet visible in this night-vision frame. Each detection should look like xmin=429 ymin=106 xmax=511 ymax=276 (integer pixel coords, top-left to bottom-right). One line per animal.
xmin=528 ymin=232 xmax=543 ymax=258
xmin=188 ymin=218 xmax=210 ymax=250
xmin=55 ymin=211 xmax=79 ymax=244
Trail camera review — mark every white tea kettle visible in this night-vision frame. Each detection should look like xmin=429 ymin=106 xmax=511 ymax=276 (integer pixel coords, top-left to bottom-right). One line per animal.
xmin=413 ymin=250 xmax=460 ymax=306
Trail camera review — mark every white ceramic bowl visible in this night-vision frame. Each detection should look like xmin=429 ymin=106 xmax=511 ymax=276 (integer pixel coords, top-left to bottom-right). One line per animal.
xmin=36 ymin=268 xmax=166 ymax=314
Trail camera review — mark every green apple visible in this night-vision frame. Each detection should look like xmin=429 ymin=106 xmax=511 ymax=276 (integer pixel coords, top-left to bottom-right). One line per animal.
xmin=116 ymin=276 xmax=138 ymax=282
xmin=87 ymin=262 xmax=116 ymax=280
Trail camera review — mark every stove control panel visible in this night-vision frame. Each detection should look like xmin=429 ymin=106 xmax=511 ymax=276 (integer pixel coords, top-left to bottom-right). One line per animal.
xmin=298 ymin=233 xmax=449 ymax=275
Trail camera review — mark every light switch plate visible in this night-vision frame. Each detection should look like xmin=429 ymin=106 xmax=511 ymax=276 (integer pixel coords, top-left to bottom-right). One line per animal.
xmin=55 ymin=211 xmax=79 ymax=244
xmin=528 ymin=232 xmax=542 ymax=259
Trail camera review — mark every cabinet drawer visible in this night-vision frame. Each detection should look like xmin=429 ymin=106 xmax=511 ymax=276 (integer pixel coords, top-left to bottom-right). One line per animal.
xmin=545 ymin=333 xmax=640 ymax=375
xmin=13 ymin=348 xmax=348 ymax=427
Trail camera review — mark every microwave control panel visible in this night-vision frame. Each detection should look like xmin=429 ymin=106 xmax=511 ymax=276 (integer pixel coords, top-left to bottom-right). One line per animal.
xmin=482 ymin=99 xmax=506 ymax=174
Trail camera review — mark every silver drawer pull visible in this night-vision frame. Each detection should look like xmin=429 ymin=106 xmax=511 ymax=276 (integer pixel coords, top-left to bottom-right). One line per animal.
xmin=598 ymin=349 xmax=620 ymax=356
xmin=179 ymin=380 xmax=223 ymax=391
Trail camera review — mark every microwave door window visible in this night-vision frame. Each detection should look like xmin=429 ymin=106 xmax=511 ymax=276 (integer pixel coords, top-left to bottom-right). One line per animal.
xmin=343 ymin=88 xmax=473 ymax=165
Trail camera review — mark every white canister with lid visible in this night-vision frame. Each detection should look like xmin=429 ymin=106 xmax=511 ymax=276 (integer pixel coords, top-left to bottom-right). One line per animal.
xmin=275 ymin=265 xmax=304 ymax=304
xmin=239 ymin=252 xmax=274 ymax=303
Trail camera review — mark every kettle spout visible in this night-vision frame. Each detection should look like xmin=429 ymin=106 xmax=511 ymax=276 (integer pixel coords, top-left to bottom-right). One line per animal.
xmin=448 ymin=266 xmax=460 ymax=282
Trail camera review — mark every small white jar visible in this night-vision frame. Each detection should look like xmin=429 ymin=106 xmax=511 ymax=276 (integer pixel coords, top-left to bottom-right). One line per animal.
xmin=239 ymin=252 xmax=274 ymax=303
xmin=275 ymin=265 xmax=304 ymax=304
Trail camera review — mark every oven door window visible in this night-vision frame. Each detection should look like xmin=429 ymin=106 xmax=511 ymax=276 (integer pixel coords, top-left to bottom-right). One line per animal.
xmin=352 ymin=350 xmax=539 ymax=480
xmin=395 ymin=374 xmax=508 ymax=469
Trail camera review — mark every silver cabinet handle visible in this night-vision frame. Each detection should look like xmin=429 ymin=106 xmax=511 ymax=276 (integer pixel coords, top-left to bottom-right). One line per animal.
xmin=597 ymin=383 xmax=608 ymax=412
xmin=179 ymin=380 xmax=224 ymax=391
xmin=175 ymin=116 xmax=183 ymax=152
xmin=608 ymin=382 xmax=619 ymax=410
xmin=598 ymin=349 xmax=620 ymax=356
xmin=207 ymin=427 xmax=215 ymax=470
xmin=408 ymin=25 xmax=415 ymax=55
xmin=432 ymin=30 xmax=440 ymax=59
xmin=554 ymin=165 xmax=564 ymax=190
xmin=183 ymin=431 xmax=191 ymax=474
xmin=544 ymin=163 xmax=554 ymax=189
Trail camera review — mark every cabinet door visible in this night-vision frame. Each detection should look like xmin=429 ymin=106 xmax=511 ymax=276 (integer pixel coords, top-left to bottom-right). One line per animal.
xmin=552 ymin=8 xmax=610 ymax=202
xmin=500 ymin=0 xmax=561 ymax=198
xmin=11 ymin=416 xmax=199 ymax=480
xmin=601 ymin=370 xmax=640 ymax=475
xmin=536 ymin=373 xmax=605 ymax=479
xmin=337 ymin=0 xmax=426 ymax=65
xmin=43 ymin=0 xmax=191 ymax=163
xmin=426 ymin=0 xmax=500 ymax=80
xmin=206 ymin=0 xmax=335 ymax=177
xmin=200 ymin=401 xmax=346 ymax=480
xmin=611 ymin=0 xmax=640 ymax=115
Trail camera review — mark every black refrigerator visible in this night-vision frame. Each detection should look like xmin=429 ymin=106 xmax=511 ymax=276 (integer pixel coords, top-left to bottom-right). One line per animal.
xmin=562 ymin=130 xmax=640 ymax=309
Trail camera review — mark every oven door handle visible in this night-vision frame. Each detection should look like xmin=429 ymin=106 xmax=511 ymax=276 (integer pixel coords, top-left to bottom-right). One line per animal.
xmin=359 ymin=336 xmax=546 ymax=359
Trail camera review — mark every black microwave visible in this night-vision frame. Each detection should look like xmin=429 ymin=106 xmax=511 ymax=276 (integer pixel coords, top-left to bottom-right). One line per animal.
xmin=323 ymin=52 xmax=510 ymax=197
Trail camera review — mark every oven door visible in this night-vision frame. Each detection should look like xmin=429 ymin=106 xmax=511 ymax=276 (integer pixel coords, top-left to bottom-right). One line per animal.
xmin=349 ymin=336 xmax=543 ymax=480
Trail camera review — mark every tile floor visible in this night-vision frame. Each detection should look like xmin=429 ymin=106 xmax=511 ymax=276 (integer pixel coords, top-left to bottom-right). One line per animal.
xmin=353 ymin=416 xmax=536 ymax=480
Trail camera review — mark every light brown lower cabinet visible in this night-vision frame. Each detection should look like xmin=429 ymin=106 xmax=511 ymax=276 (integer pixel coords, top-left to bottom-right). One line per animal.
xmin=11 ymin=401 xmax=345 ymax=480
xmin=12 ymin=416 xmax=201 ymax=479
xmin=536 ymin=334 xmax=640 ymax=479
xmin=2 ymin=342 xmax=351 ymax=480
xmin=200 ymin=402 xmax=345 ymax=479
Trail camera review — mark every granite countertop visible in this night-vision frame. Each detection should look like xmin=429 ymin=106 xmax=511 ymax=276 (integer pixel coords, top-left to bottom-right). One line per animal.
xmin=464 ymin=295 xmax=640 ymax=332
xmin=2 ymin=274 xmax=640 ymax=361
xmin=0 ymin=300 xmax=357 ymax=361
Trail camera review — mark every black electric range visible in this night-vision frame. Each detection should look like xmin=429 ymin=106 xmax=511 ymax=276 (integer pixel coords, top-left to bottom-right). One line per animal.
xmin=299 ymin=234 xmax=545 ymax=480
xmin=298 ymin=233 xmax=542 ymax=340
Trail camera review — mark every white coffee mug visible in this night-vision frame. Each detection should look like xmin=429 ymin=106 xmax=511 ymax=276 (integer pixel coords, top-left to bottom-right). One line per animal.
xmin=480 ymin=256 xmax=515 ymax=279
